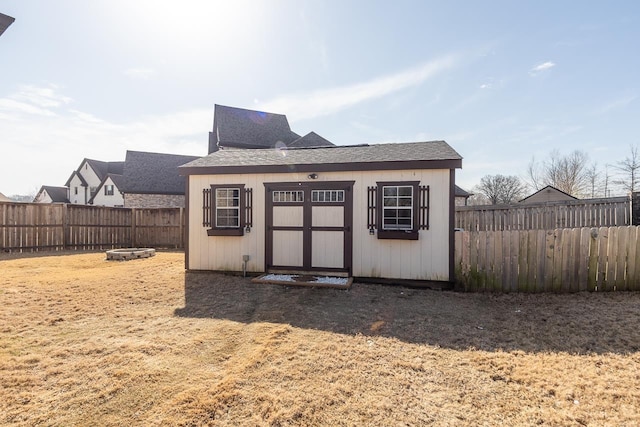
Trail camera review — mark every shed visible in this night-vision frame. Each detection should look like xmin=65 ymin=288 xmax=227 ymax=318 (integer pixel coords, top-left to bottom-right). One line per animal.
xmin=180 ymin=140 xmax=462 ymax=284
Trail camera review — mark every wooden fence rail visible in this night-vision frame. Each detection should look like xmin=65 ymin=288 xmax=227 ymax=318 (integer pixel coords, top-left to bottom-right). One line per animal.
xmin=456 ymin=196 xmax=630 ymax=231
xmin=455 ymin=226 xmax=640 ymax=292
xmin=0 ymin=202 xmax=184 ymax=252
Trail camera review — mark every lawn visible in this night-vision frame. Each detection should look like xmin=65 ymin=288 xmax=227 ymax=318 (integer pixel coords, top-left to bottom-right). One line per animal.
xmin=1 ymin=252 xmax=639 ymax=426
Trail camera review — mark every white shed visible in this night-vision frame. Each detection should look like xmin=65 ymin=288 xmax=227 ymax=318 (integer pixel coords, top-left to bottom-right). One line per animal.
xmin=180 ymin=140 xmax=462 ymax=284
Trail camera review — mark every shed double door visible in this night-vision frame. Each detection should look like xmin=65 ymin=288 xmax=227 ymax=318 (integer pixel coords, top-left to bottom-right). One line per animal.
xmin=265 ymin=181 xmax=353 ymax=274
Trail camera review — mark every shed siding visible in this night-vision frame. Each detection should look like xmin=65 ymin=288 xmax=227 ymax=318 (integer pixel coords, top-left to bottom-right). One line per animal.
xmin=187 ymin=168 xmax=452 ymax=281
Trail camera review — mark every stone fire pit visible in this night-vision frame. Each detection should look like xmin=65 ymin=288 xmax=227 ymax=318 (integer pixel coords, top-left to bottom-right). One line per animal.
xmin=106 ymin=248 xmax=156 ymax=261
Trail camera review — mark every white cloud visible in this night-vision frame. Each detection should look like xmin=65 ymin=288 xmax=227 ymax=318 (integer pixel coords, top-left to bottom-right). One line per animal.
xmin=124 ymin=67 xmax=155 ymax=80
xmin=529 ymin=61 xmax=556 ymax=76
xmin=258 ymin=55 xmax=459 ymax=121
xmin=0 ymin=84 xmax=210 ymax=196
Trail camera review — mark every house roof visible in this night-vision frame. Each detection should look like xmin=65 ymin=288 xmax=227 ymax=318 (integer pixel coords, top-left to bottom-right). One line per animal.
xmin=455 ymin=185 xmax=473 ymax=197
xmin=209 ymin=104 xmax=302 ymax=152
xmin=519 ymin=185 xmax=578 ymax=203
xmin=64 ymin=170 xmax=88 ymax=187
xmin=0 ymin=13 xmax=15 ymax=37
xmin=181 ymin=140 xmax=462 ymax=175
xmin=0 ymin=191 xmax=11 ymax=202
xmin=122 ymin=151 xmax=200 ymax=195
xmin=36 ymin=186 xmax=69 ymax=203
xmin=289 ymin=131 xmax=335 ymax=148
xmin=85 ymin=159 xmax=125 ymax=181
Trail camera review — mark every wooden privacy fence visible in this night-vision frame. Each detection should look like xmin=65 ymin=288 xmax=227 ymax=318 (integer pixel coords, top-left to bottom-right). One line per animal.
xmin=455 ymin=226 xmax=640 ymax=292
xmin=0 ymin=202 xmax=184 ymax=252
xmin=456 ymin=196 xmax=630 ymax=231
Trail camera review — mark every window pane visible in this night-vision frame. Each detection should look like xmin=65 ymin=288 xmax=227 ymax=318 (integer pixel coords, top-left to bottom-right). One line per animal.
xmin=398 ymin=186 xmax=413 ymax=196
xmin=383 ymin=187 xmax=397 ymax=196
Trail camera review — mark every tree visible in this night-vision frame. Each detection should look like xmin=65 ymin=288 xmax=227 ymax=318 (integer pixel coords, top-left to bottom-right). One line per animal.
xmin=527 ymin=150 xmax=591 ymax=197
xmin=474 ymin=174 xmax=527 ymax=205
xmin=611 ymin=145 xmax=640 ymax=195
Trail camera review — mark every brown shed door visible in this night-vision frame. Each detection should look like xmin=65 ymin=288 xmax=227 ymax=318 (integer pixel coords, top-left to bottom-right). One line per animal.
xmin=265 ymin=182 xmax=353 ymax=274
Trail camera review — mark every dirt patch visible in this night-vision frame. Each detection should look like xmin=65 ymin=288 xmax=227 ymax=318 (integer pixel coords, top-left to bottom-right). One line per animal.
xmin=1 ymin=252 xmax=639 ymax=426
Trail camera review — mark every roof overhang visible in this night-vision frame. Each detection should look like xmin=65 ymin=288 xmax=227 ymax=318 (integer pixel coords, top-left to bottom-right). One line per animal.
xmin=180 ymin=158 xmax=462 ymax=176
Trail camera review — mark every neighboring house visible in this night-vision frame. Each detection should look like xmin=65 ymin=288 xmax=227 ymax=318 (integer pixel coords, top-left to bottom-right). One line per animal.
xmin=120 ymin=150 xmax=200 ymax=208
xmin=64 ymin=159 xmax=124 ymax=205
xmin=208 ymin=104 xmax=334 ymax=153
xmin=180 ymin=140 xmax=463 ymax=284
xmin=454 ymin=185 xmax=473 ymax=206
xmin=89 ymin=174 xmax=125 ymax=207
xmin=519 ymin=185 xmax=577 ymax=204
xmin=33 ymin=186 xmax=70 ymax=203
xmin=0 ymin=191 xmax=12 ymax=202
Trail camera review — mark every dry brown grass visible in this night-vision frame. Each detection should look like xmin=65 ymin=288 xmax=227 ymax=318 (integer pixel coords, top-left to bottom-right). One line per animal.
xmin=1 ymin=251 xmax=639 ymax=426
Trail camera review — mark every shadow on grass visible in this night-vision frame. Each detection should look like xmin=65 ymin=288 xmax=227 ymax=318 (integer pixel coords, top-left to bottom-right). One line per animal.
xmin=175 ymin=272 xmax=640 ymax=355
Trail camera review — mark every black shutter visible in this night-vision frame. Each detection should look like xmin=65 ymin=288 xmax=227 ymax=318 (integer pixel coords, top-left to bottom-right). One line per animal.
xmin=419 ymin=185 xmax=429 ymax=230
xmin=367 ymin=186 xmax=377 ymax=230
xmin=202 ymin=188 xmax=211 ymax=227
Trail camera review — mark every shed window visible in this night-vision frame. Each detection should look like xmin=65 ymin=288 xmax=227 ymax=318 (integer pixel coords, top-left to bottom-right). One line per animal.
xmin=203 ymin=185 xmax=252 ymax=236
xmin=312 ymin=190 xmax=344 ymax=202
xmin=368 ymin=181 xmax=429 ymax=240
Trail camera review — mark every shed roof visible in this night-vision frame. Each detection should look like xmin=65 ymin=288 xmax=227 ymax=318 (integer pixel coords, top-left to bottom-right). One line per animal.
xmin=182 ymin=140 xmax=462 ymax=175
xmin=122 ymin=151 xmax=200 ymax=195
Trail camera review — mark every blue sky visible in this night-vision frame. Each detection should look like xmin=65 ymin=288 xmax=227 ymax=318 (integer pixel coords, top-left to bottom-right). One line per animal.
xmin=1 ymin=1 xmax=639 ymax=196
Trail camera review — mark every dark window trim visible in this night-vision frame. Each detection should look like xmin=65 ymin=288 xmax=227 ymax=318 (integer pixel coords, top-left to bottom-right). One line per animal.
xmin=372 ymin=181 xmax=431 ymax=240
xmin=207 ymin=184 xmax=245 ymax=236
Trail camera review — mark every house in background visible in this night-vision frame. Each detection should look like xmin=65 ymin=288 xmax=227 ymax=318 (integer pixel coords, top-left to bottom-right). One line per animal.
xmin=88 ymin=174 xmax=125 ymax=207
xmin=454 ymin=185 xmax=473 ymax=206
xmin=208 ymin=104 xmax=334 ymax=153
xmin=120 ymin=151 xmax=200 ymax=208
xmin=181 ymin=140 xmax=463 ymax=284
xmin=519 ymin=185 xmax=577 ymax=204
xmin=33 ymin=186 xmax=70 ymax=203
xmin=65 ymin=159 xmax=124 ymax=205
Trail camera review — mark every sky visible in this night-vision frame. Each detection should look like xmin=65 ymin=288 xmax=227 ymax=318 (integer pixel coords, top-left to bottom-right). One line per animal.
xmin=1 ymin=1 xmax=639 ymax=197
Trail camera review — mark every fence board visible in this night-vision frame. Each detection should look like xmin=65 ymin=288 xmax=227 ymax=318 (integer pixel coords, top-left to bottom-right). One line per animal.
xmin=455 ymin=226 xmax=640 ymax=293
xmin=456 ymin=196 xmax=630 ymax=231
xmin=0 ymin=202 xmax=184 ymax=253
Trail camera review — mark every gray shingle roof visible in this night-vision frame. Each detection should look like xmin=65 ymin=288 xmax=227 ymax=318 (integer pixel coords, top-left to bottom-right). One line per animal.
xmin=0 ymin=13 xmax=15 ymax=37
xmin=122 ymin=151 xmax=200 ymax=195
xmin=209 ymin=104 xmax=301 ymax=153
xmin=38 ymin=186 xmax=69 ymax=203
xmin=182 ymin=141 xmax=462 ymax=172
xmin=86 ymin=159 xmax=125 ymax=181
xmin=288 ymin=131 xmax=335 ymax=148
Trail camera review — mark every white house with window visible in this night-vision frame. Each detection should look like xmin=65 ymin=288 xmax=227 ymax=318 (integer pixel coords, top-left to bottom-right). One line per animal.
xmin=89 ymin=174 xmax=125 ymax=207
xmin=180 ymin=140 xmax=462 ymax=284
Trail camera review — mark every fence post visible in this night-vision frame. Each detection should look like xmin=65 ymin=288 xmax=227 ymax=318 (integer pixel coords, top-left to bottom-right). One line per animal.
xmin=131 ymin=208 xmax=137 ymax=248
xmin=62 ymin=204 xmax=68 ymax=250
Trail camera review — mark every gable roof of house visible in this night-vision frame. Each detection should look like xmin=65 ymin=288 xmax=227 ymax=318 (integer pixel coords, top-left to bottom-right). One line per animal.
xmin=289 ymin=131 xmax=334 ymax=148
xmin=35 ymin=186 xmax=69 ymax=203
xmin=121 ymin=151 xmax=200 ymax=195
xmin=85 ymin=159 xmax=125 ymax=181
xmin=181 ymin=140 xmax=462 ymax=175
xmin=87 ymin=174 xmax=125 ymax=204
xmin=0 ymin=191 xmax=11 ymax=202
xmin=519 ymin=185 xmax=578 ymax=203
xmin=455 ymin=185 xmax=473 ymax=197
xmin=64 ymin=170 xmax=88 ymax=187
xmin=0 ymin=13 xmax=15 ymax=37
xmin=209 ymin=104 xmax=304 ymax=152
